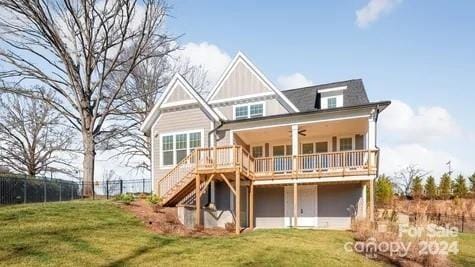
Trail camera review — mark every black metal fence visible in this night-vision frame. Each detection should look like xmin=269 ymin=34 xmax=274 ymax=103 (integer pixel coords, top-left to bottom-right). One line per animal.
xmin=409 ymin=213 xmax=475 ymax=233
xmin=87 ymin=178 xmax=153 ymax=199
xmin=0 ymin=174 xmax=152 ymax=205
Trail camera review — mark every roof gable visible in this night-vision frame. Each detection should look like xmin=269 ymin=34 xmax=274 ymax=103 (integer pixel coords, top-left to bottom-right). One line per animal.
xmin=207 ymin=52 xmax=299 ymax=112
xmin=162 ymin=83 xmax=196 ymax=106
xmin=140 ymin=74 xmax=220 ymax=133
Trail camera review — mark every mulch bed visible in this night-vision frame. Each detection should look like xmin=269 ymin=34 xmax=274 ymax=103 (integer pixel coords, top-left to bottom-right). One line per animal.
xmin=119 ymin=199 xmax=232 ymax=237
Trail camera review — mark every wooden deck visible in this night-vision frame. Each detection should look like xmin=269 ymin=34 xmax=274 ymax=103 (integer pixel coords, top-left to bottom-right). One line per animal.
xmin=157 ymin=145 xmax=378 ymax=234
xmin=158 ymin=146 xmax=377 ymax=204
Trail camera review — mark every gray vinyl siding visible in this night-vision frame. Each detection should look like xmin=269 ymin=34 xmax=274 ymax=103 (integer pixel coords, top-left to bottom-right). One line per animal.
xmin=216 ymin=129 xmax=231 ymax=146
xmin=152 ymin=107 xmax=213 ymax=193
xmin=254 ymin=187 xmax=285 ymax=228
xmin=317 ymin=183 xmax=363 ymax=229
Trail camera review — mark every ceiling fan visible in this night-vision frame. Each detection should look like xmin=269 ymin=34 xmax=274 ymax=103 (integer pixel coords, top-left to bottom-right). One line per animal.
xmin=288 ymin=129 xmax=307 ymax=136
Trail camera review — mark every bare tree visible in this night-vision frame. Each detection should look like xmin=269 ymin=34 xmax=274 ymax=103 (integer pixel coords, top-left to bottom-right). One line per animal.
xmin=0 ymin=0 xmax=176 ymax=194
xmin=0 ymin=93 xmax=74 ymax=176
xmin=103 ymin=55 xmax=209 ymax=174
xmin=392 ymin=165 xmax=429 ymax=197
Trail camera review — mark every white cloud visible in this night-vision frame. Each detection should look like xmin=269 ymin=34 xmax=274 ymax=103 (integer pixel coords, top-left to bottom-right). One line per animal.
xmin=378 ymin=100 xmax=472 ymax=177
xmin=356 ymin=0 xmax=402 ymax=28
xmin=379 ymin=143 xmax=462 ymax=178
xmin=277 ymin=73 xmax=313 ymax=90
xmin=379 ymin=100 xmax=460 ymax=143
xmin=175 ymin=42 xmax=231 ymax=85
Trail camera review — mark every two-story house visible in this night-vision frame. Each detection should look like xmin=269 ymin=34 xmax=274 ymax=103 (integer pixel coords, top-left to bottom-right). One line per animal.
xmin=141 ymin=52 xmax=390 ymax=233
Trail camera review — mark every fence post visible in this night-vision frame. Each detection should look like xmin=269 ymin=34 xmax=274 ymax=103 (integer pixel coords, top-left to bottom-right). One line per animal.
xmin=59 ymin=182 xmax=62 ymax=202
xmin=462 ymin=213 xmax=465 ymax=233
xmin=43 ymin=178 xmax=47 ymax=203
xmin=142 ymin=179 xmax=145 ymax=194
xmin=81 ymin=180 xmax=84 ymax=198
xmin=120 ymin=179 xmax=123 ymax=195
xmin=71 ymin=182 xmax=74 ymax=200
xmin=23 ymin=178 xmax=27 ymax=204
xmin=106 ymin=180 xmax=109 ymax=200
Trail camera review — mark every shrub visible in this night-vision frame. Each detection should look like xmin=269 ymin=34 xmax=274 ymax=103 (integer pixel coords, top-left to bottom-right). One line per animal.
xmin=147 ymin=194 xmax=162 ymax=205
xmin=375 ymin=175 xmax=393 ymax=206
xmin=114 ymin=193 xmax=135 ymax=205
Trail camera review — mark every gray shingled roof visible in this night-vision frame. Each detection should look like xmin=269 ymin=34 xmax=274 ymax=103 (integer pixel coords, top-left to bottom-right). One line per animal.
xmin=281 ymin=79 xmax=369 ymax=112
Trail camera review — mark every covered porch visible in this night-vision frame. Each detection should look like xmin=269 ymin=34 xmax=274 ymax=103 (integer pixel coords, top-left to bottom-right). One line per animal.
xmin=229 ymin=116 xmax=378 ymax=180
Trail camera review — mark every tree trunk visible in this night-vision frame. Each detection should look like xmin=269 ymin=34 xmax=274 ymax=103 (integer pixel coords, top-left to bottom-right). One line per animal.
xmin=82 ymin=131 xmax=95 ymax=197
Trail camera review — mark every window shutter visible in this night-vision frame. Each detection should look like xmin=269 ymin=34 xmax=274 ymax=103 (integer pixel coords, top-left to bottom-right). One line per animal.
xmin=315 ymin=92 xmax=322 ymax=109
xmin=332 ymin=136 xmax=337 ymax=152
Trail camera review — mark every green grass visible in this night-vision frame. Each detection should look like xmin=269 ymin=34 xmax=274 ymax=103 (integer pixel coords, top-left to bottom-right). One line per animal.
xmin=0 ymin=201 xmax=472 ymax=266
xmin=451 ymin=233 xmax=475 ymax=266
xmin=0 ymin=201 xmax=384 ymax=266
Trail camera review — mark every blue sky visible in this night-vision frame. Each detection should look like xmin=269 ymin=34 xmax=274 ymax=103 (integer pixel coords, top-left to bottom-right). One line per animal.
xmin=166 ymin=0 xmax=475 ymax=178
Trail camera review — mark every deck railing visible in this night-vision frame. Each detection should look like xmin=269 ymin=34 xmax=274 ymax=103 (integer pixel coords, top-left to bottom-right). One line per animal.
xmin=158 ymin=152 xmax=196 ymax=197
xmin=254 ymin=150 xmax=378 ymax=178
xmin=158 ymin=146 xmax=379 ymax=199
xmin=294 ymin=150 xmax=377 ymax=176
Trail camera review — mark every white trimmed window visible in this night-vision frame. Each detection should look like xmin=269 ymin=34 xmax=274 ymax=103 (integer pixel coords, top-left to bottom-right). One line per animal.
xmin=252 ymin=146 xmax=263 ymax=158
xmin=234 ymin=102 xmax=265 ymax=119
xmin=162 ymin=135 xmax=174 ymax=165
xmin=339 ymin=137 xmax=353 ymax=151
xmin=161 ymin=130 xmax=202 ymax=167
xmin=327 ymin=97 xmax=337 ymax=108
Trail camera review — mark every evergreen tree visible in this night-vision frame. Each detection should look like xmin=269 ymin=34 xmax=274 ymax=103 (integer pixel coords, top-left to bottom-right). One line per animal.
xmin=424 ymin=176 xmax=438 ymax=199
xmin=411 ymin=176 xmax=424 ymax=199
xmin=439 ymin=173 xmax=452 ymax=200
xmin=453 ymin=174 xmax=468 ymax=198
xmin=469 ymin=172 xmax=475 ymax=193
xmin=376 ymin=174 xmax=394 ymax=206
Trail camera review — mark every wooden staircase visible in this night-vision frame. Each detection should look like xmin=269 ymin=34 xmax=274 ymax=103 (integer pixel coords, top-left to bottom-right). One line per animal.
xmin=159 ymin=152 xmax=197 ymax=206
xmin=158 ymin=146 xmax=253 ymax=206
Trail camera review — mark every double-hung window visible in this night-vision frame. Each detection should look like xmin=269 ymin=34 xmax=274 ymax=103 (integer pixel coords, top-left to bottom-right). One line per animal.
xmin=161 ymin=131 xmax=202 ymax=167
xmin=235 ymin=106 xmax=249 ymax=119
xmin=252 ymin=146 xmax=263 ymax=158
xmin=175 ymin=134 xmax=187 ymax=163
xmin=339 ymin=137 xmax=353 ymax=151
xmin=327 ymin=97 xmax=337 ymax=108
xmin=162 ymin=136 xmax=174 ymax=166
xmin=234 ymin=102 xmax=264 ymax=119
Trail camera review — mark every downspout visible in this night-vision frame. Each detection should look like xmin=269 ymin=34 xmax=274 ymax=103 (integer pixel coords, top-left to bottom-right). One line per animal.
xmin=208 ymin=120 xmax=223 ymax=147
xmin=374 ymin=105 xmax=381 ymax=178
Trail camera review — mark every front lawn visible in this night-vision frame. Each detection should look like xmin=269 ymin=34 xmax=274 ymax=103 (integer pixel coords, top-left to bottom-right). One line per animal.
xmin=0 ymin=201 xmax=384 ymax=266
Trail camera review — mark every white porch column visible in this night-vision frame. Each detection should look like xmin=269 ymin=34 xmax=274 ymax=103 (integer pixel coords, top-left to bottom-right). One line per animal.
xmin=368 ymin=110 xmax=376 ymax=150
xmin=368 ymin=110 xmax=377 ymax=172
xmin=361 ymin=183 xmax=367 ymax=218
xmin=291 ymin=124 xmax=299 ymax=175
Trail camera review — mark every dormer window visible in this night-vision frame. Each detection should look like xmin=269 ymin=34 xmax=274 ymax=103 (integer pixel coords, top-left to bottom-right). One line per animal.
xmin=234 ymin=102 xmax=265 ymax=119
xmin=327 ymin=97 xmax=337 ymax=108
xmin=318 ymin=86 xmax=346 ymax=109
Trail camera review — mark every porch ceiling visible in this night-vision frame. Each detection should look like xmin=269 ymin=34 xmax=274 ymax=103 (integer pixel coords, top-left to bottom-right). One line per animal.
xmin=235 ymin=118 xmax=368 ymax=144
